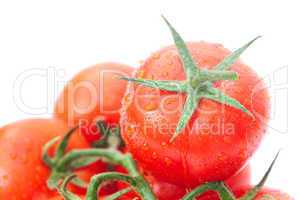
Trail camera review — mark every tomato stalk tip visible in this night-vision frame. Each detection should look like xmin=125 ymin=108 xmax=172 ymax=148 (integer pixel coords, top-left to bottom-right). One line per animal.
xmin=239 ymin=151 xmax=280 ymax=200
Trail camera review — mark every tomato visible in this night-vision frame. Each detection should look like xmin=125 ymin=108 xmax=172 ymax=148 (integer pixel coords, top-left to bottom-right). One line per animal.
xmin=54 ymin=62 xmax=134 ymax=143
xmin=118 ymin=165 xmax=251 ymax=200
xmin=0 ymin=118 xmax=94 ymax=200
xmin=199 ymin=187 xmax=293 ymax=200
xmin=234 ymin=187 xmax=293 ymax=200
xmin=121 ymin=42 xmax=270 ymax=187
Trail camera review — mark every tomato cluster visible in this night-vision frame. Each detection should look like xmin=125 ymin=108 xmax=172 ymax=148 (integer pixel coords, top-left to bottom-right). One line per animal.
xmin=0 ymin=19 xmax=293 ymax=200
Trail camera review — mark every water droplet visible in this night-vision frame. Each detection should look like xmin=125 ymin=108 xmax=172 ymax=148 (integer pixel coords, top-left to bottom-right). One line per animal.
xmin=164 ymin=157 xmax=172 ymax=166
xmin=145 ymin=103 xmax=156 ymax=111
xmin=137 ymin=70 xmax=145 ymax=78
xmin=152 ymin=152 xmax=158 ymax=159
xmin=21 ymin=155 xmax=28 ymax=164
xmin=239 ymin=150 xmax=247 ymax=159
xmin=9 ymin=152 xmax=17 ymax=160
xmin=35 ymin=166 xmax=42 ymax=173
xmin=142 ymin=142 xmax=149 ymax=150
xmin=123 ymin=94 xmax=131 ymax=104
xmin=217 ymin=153 xmax=225 ymax=161
xmin=147 ymin=74 xmax=155 ymax=80
xmin=126 ymin=125 xmax=134 ymax=134
xmin=162 ymin=71 xmax=169 ymax=78
xmin=152 ymin=52 xmax=160 ymax=59
xmin=2 ymin=175 xmax=8 ymax=180
xmin=167 ymin=60 xmax=173 ymax=66
xmin=161 ymin=141 xmax=167 ymax=147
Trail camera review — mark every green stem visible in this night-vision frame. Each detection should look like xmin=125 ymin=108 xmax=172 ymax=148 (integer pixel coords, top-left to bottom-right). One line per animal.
xmin=195 ymin=70 xmax=238 ymax=83
xmin=105 ymin=187 xmax=132 ymax=200
xmin=57 ymin=175 xmax=82 ymax=200
xmin=181 ymin=182 xmax=236 ymax=200
xmin=42 ymin=136 xmax=60 ymax=167
xmin=56 ymin=149 xmax=156 ymax=200
xmin=239 ymin=151 xmax=280 ymax=200
xmin=92 ymin=120 xmax=110 ymax=148
xmin=56 ymin=149 xmax=123 ymax=172
xmin=86 ymin=172 xmax=135 ymax=200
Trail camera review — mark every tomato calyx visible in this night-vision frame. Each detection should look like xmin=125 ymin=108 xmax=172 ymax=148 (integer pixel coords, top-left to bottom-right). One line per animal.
xmin=121 ymin=16 xmax=259 ymax=142
xmin=43 ymin=127 xmax=156 ymax=200
xmin=182 ymin=151 xmax=280 ymax=200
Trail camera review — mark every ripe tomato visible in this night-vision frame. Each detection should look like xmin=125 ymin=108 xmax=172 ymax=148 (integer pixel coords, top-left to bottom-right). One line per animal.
xmin=118 ymin=165 xmax=250 ymax=200
xmin=121 ymin=42 xmax=269 ymax=187
xmin=54 ymin=62 xmax=133 ymax=143
xmin=0 ymin=118 xmax=94 ymax=200
xmin=234 ymin=187 xmax=293 ymax=200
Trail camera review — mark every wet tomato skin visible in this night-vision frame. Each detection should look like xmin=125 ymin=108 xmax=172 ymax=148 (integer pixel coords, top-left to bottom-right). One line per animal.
xmin=0 ymin=118 xmax=91 ymax=200
xmin=233 ymin=187 xmax=294 ymax=200
xmin=121 ymin=42 xmax=270 ymax=187
xmin=200 ymin=187 xmax=294 ymax=200
xmin=54 ymin=62 xmax=133 ymax=144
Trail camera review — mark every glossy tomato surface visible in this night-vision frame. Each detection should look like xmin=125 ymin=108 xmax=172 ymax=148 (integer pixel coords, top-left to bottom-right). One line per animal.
xmin=119 ymin=165 xmax=251 ymax=200
xmin=235 ymin=188 xmax=294 ymax=200
xmin=121 ymin=42 xmax=269 ymax=187
xmin=54 ymin=62 xmax=133 ymax=143
xmin=0 ymin=118 xmax=91 ymax=200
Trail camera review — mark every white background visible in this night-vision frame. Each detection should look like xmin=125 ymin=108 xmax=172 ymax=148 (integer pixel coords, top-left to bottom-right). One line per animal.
xmin=0 ymin=0 xmax=298 ymax=198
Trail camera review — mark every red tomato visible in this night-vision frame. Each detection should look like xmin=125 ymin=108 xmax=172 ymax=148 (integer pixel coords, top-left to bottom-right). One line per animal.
xmin=0 ymin=118 xmax=93 ymax=200
xmin=234 ymin=187 xmax=293 ymax=200
xmin=121 ymin=42 xmax=269 ymax=187
xmin=54 ymin=62 xmax=133 ymax=143
xmin=118 ymin=165 xmax=251 ymax=200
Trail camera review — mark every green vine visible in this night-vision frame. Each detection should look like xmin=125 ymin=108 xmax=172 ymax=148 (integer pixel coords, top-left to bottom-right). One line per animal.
xmin=43 ymin=124 xmax=156 ymax=200
xmin=43 ymin=123 xmax=279 ymax=200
